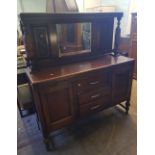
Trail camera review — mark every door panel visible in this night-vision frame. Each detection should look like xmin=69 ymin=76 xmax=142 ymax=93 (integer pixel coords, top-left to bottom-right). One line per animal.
xmin=112 ymin=64 xmax=133 ymax=104
xmin=39 ymin=82 xmax=74 ymax=131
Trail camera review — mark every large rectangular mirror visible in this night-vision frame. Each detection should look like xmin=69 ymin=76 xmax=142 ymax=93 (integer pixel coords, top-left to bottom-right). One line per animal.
xmin=56 ymin=23 xmax=91 ymax=57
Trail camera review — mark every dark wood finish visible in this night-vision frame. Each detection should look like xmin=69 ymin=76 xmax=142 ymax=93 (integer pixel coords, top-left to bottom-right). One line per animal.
xmin=119 ymin=36 xmax=130 ymax=54
xmin=26 ymin=55 xmax=132 ymax=85
xmin=33 ymin=27 xmax=50 ymax=58
xmin=21 ymin=13 xmax=134 ymax=151
xmin=112 ymin=63 xmax=133 ymax=103
xmin=78 ymin=88 xmax=110 ymax=105
xmin=38 ymin=81 xmax=74 ymax=131
xmin=20 ymin=13 xmax=123 ymax=72
xmin=129 ymin=13 xmax=137 ymax=79
xmin=26 ymin=55 xmax=134 ymax=150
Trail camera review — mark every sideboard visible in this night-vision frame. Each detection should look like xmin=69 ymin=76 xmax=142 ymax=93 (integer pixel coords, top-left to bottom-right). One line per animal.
xmin=20 ymin=13 xmax=134 ymax=150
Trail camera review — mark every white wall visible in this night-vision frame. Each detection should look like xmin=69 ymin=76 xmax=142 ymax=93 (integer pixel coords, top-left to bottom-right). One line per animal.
xmin=18 ymin=0 xmax=46 ymax=13
xmin=17 ymin=0 xmax=46 ymax=35
xmin=127 ymin=0 xmax=137 ymax=34
xmin=17 ymin=0 xmax=137 ymax=37
xmin=83 ymin=0 xmax=136 ymax=36
xmin=101 ymin=0 xmax=132 ymax=36
xmin=17 ymin=0 xmax=23 ymax=36
xmin=76 ymin=0 xmax=84 ymax=12
xmin=84 ymin=0 xmax=102 ymax=9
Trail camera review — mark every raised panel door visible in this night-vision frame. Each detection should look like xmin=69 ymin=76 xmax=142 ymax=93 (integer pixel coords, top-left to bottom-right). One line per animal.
xmin=39 ymin=82 xmax=74 ymax=131
xmin=112 ymin=64 xmax=133 ymax=104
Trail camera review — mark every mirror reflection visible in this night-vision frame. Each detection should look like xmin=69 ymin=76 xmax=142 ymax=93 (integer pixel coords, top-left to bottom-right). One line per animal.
xmin=56 ymin=23 xmax=91 ymax=57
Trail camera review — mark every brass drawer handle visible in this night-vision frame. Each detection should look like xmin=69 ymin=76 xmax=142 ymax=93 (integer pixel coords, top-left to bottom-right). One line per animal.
xmin=91 ymin=94 xmax=101 ymax=99
xmin=90 ymin=105 xmax=101 ymax=110
xmin=89 ymin=81 xmax=99 ymax=85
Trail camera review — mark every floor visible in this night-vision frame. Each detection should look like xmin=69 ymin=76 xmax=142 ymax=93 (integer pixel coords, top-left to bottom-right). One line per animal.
xmin=17 ymin=80 xmax=137 ymax=155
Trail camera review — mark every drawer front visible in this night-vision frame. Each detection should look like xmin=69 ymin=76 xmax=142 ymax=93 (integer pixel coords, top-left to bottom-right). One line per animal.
xmin=79 ymin=94 xmax=111 ymax=117
xmin=78 ymin=88 xmax=110 ymax=105
xmin=90 ymin=94 xmax=111 ymax=111
xmin=76 ymin=70 xmax=111 ymax=94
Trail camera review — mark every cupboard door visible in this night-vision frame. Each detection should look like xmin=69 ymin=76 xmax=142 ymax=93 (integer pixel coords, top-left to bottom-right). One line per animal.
xmin=112 ymin=63 xmax=133 ymax=104
xmin=39 ymin=82 xmax=74 ymax=131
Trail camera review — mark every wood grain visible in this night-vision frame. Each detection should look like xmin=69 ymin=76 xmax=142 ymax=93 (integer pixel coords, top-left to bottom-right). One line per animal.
xmin=26 ymin=55 xmax=134 ymax=85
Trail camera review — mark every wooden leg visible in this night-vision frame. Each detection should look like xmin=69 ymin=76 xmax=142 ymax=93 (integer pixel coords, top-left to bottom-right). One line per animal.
xmin=51 ymin=137 xmax=56 ymax=150
xmin=17 ymin=98 xmax=24 ymax=117
xmin=44 ymin=139 xmax=51 ymax=151
xmin=44 ymin=136 xmax=56 ymax=151
xmin=36 ymin=118 xmax=40 ymax=130
xmin=125 ymin=100 xmax=130 ymax=114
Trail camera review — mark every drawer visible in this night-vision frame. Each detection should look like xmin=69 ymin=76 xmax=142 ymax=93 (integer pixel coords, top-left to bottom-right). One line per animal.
xmin=79 ymin=94 xmax=111 ymax=117
xmin=90 ymin=94 xmax=111 ymax=112
xmin=76 ymin=70 xmax=111 ymax=94
xmin=78 ymin=88 xmax=110 ymax=105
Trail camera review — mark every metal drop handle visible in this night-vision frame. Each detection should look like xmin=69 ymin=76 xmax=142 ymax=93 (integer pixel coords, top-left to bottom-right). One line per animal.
xmin=90 ymin=105 xmax=101 ymax=110
xmin=91 ymin=93 xmax=101 ymax=99
xmin=89 ymin=81 xmax=99 ymax=85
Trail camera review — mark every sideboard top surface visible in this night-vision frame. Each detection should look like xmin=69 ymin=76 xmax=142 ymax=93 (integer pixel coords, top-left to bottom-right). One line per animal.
xmin=26 ymin=55 xmax=134 ymax=85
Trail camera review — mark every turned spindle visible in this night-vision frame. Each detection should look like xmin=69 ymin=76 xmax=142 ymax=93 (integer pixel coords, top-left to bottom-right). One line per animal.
xmin=113 ymin=15 xmax=122 ymax=56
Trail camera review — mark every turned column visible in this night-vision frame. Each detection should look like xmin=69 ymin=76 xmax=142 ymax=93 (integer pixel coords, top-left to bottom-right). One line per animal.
xmin=113 ymin=15 xmax=122 ymax=56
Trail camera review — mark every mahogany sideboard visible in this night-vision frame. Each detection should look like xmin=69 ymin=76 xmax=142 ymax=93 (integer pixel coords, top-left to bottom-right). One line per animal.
xmin=20 ymin=13 xmax=134 ymax=150
xmin=26 ymin=55 xmax=134 ymax=150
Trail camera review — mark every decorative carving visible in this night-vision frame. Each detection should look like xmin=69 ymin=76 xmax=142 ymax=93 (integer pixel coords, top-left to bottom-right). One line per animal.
xmin=20 ymin=23 xmax=35 ymax=61
xmin=92 ymin=20 xmax=113 ymax=53
xmin=33 ymin=27 xmax=50 ymax=58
